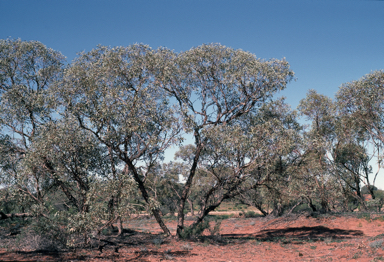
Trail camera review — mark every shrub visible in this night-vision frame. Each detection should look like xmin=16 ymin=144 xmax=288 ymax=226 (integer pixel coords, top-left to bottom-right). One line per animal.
xmin=244 ymin=211 xmax=261 ymax=218
xmin=369 ymin=240 xmax=384 ymax=249
xmin=17 ymin=219 xmax=67 ymax=251
xmin=357 ymin=213 xmax=371 ymax=221
xmin=179 ymin=218 xmax=222 ymax=239
xmin=181 ymin=243 xmax=193 ymax=251
xmin=179 ymin=220 xmax=210 ymax=240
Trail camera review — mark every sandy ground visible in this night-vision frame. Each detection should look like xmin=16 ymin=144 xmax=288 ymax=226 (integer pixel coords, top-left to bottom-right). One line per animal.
xmin=1 ymin=213 xmax=384 ymax=261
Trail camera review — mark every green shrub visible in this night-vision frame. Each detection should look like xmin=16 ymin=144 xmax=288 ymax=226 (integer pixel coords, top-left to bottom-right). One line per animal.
xmin=179 ymin=220 xmax=210 ymax=239
xmin=244 ymin=211 xmax=261 ymax=218
xmin=179 ymin=218 xmax=222 ymax=239
xmin=207 ymin=214 xmax=233 ymax=220
xmin=357 ymin=213 xmax=371 ymax=221
xmin=373 ymin=216 xmax=384 ymax=222
xmin=371 ymin=234 xmax=384 ymax=241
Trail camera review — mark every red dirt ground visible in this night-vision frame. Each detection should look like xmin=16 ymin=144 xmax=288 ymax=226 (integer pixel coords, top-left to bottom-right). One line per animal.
xmin=1 ymin=213 xmax=384 ymax=261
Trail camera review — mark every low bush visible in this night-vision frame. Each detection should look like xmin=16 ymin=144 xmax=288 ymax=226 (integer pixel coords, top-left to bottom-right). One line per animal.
xmin=179 ymin=218 xmax=222 ymax=240
xmin=243 ymin=211 xmax=261 ymax=218
xmin=369 ymin=239 xmax=384 ymax=249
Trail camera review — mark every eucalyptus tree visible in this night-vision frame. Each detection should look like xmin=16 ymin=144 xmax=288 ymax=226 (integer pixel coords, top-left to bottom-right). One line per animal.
xmin=234 ymin=98 xmax=302 ymax=217
xmin=156 ymin=44 xmax=295 ymax=236
xmin=298 ymin=90 xmax=374 ymax=211
xmin=0 ymin=38 xmax=67 ymax=218
xmin=0 ymin=40 xmax=136 ymax=245
xmin=57 ymin=45 xmax=181 ymax=236
xmin=192 ymin=98 xmax=302 ymax=221
xmin=171 ymin=101 xmax=299 ymax=225
xmin=336 ymin=70 xmax=384 ymax=198
xmin=298 ymin=90 xmax=338 ymax=212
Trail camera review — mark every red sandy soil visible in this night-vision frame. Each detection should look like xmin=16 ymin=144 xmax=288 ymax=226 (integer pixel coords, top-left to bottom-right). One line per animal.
xmin=1 ymin=213 xmax=384 ymax=261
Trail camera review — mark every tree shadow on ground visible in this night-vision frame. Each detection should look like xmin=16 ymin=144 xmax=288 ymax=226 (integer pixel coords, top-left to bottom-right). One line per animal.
xmin=221 ymin=225 xmax=364 ymax=244
xmin=0 ymin=250 xmax=68 ymax=261
xmin=0 ymin=228 xmax=196 ymax=261
xmin=130 ymin=250 xmax=194 ymax=261
xmin=0 ymin=240 xmax=195 ymax=262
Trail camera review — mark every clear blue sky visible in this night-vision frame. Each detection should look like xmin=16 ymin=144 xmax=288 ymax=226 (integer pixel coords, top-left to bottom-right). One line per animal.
xmin=1 ymin=0 xmax=384 ymax=187
xmin=1 ymin=0 xmax=383 ymax=106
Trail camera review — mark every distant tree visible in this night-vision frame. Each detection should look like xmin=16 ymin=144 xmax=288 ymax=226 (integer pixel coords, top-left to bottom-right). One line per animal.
xmin=145 ymin=161 xmax=184 ymax=217
xmin=298 ymin=90 xmax=376 ymax=212
xmin=336 ymin=70 xmax=384 ymax=200
xmin=236 ymin=99 xmax=303 ymax=217
xmin=361 ymin=185 xmax=378 ymax=195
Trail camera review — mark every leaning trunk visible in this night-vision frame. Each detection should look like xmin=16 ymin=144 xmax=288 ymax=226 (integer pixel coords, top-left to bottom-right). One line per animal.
xmin=125 ymin=159 xmax=171 ymax=236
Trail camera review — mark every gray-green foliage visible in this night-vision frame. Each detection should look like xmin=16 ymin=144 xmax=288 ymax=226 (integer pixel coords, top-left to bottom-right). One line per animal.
xmin=337 ymin=70 xmax=384 ymax=145
xmin=297 ymin=90 xmax=341 ymax=212
xmin=0 ymin=39 xmax=72 ymax=246
xmin=177 ymin=98 xmax=301 ymax=223
xmin=297 ymin=88 xmax=379 ymax=213
xmin=0 ymin=40 xmax=348 ymax=244
xmin=0 ymin=39 xmax=140 ymax=246
xmin=0 ymin=38 xmax=65 ymax=211
xmin=337 ymin=71 xmax=384 ymax=196
xmin=56 ymin=44 xmax=182 ymax=235
xmin=53 ymin=43 xmax=296 ymax=237
xmin=158 ymin=43 xmax=295 ymax=236
xmin=236 ymin=98 xmax=303 ymax=216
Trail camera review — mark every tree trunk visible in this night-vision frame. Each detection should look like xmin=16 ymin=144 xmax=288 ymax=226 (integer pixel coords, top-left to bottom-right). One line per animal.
xmin=367 ymin=185 xmax=376 ymax=200
xmin=188 ymin=201 xmax=222 ymax=233
xmin=116 ymin=216 xmax=123 ymax=236
xmin=355 ymin=190 xmax=368 ymax=211
xmin=320 ymin=199 xmax=329 ymax=213
xmin=125 ymin=159 xmax=171 ymax=236
xmin=269 ymin=202 xmax=284 ymax=217
xmin=256 ymin=206 xmax=268 ymax=217
xmin=176 ymin=140 xmax=204 ymax=238
xmin=304 ymin=196 xmax=317 ymax=212
xmin=187 ymin=199 xmax=195 ymax=216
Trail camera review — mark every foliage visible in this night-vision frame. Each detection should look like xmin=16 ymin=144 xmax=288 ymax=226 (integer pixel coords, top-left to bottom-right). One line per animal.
xmin=0 ymin=39 xmax=141 ymax=246
xmin=56 ymin=44 xmax=182 ymax=235
xmin=362 ymin=185 xmax=378 ymax=194
xmin=178 ymin=219 xmax=211 ymax=240
xmin=336 ymin=71 xmax=384 ymax=199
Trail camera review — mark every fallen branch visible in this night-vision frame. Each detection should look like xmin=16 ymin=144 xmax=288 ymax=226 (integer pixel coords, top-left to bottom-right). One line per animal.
xmin=0 ymin=211 xmax=32 ymax=220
